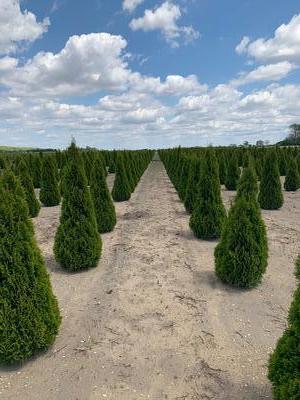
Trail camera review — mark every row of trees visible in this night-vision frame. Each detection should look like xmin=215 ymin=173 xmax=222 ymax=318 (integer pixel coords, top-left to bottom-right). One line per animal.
xmin=161 ymin=145 xmax=299 ymax=289
xmin=0 ymin=143 xmax=153 ymax=365
xmin=161 ymin=146 xmax=300 ymax=216
xmin=160 ymin=146 xmax=300 ymax=397
xmin=160 ymin=147 xmax=269 ymax=288
xmin=54 ymin=145 xmax=152 ymax=271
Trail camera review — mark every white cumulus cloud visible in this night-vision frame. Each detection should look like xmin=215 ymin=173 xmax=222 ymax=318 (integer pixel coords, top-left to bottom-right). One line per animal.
xmin=236 ymin=36 xmax=250 ymax=55
xmin=129 ymin=1 xmax=199 ymax=47
xmin=0 ymin=0 xmax=49 ymax=55
xmin=0 ymin=33 xmax=131 ymax=96
xmin=0 ymin=32 xmax=205 ymax=99
xmin=237 ymin=14 xmax=300 ymax=65
xmin=123 ymin=0 xmax=144 ymax=13
xmin=231 ymin=61 xmax=295 ymax=86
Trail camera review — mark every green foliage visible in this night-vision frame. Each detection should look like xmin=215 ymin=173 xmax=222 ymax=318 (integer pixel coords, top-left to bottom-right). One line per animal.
xmin=268 ymin=257 xmax=300 ymax=399
xmin=236 ymin=162 xmax=258 ymax=202
xmin=1 ymin=170 xmax=34 ymax=235
xmin=218 ymin=153 xmax=227 ymax=185
xmin=16 ymin=159 xmax=40 ymax=218
xmin=32 ymin=154 xmax=42 ymax=188
xmin=296 ymin=154 xmax=300 ymax=175
xmin=190 ymin=150 xmax=226 ymax=239
xmin=124 ymin=153 xmax=135 ymax=193
xmin=112 ymin=154 xmax=131 ymax=202
xmin=0 ymin=171 xmax=61 ymax=365
xmin=255 ymin=158 xmax=263 ymax=180
xmin=90 ymin=157 xmax=116 ymax=233
xmin=296 ymin=257 xmax=300 ymax=280
xmin=225 ymin=152 xmax=240 ymax=190
xmin=0 ymin=155 xmax=6 ymax=170
xmin=278 ymin=151 xmax=287 ymax=176
xmin=184 ymin=159 xmax=201 ymax=214
xmin=178 ymin=158 xmax=191 ymax=201
xmin=284 ymin=158 xmax=300 ymax=191
xmin=54 ymin=144 xmax=101 ymax=271
xmin=258 ymin=151 xmax=283 ymax=210
xmin=215 ymin=184 xmax=268 ymax=288
xmin=40 ymin=155 xmax=61 ymax=206
xmin=108 ymin=151 xmax=117 ymax=173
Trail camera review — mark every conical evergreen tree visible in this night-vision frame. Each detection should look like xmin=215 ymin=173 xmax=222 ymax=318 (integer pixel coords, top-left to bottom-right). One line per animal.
xmin=284 ymin=158 xmax=300 ymax=191
xmin=215 ymin=169 xmax=268 ymax=288
xmin=32 ymin=154 xmax=42 ymax=188
xmin=90 ymin=156 xmax=116 ymax=233
xmin=225 ymin=152 xmax=240 ymax=190
xmin=218 ymin=153 xmax=227 ymax=185
xmin=40 ymin=155 xmax=61 ymax=206
xmin=16 ymin=159 xmax=40 ymax=218
xmin=178 ymin=157 xmax=191 ymax=201
xmin=0 ymin=171 xmax=61 ymax=365
xmin=124 ymin=152 xmax=135 ymax=193
xmin=112 ymin=154 xmax=131 ymax=202
xmin=255 ymin=157 xmax=263 ymax=181
xmin=184 ymin=159 xmax=201 ymax=214
xmin=278 ymin=151 xmax=287 ymax=176
xmin=98 ymin=153 xmax=108 ymax=177
xmin=190 ymin=150 xmax=226 ymax=239
xmin=54 ymin=143 xmax=101 ymax=271
xmin=236 ymin=161 xmax=258 ymax=202
xmin=268 ymin=257 xmax=300 ymax=399
xmin=2 ymin=170 xmax=34 ymax=235
xmin=258 ymin=151 xmax=283 ymax=209
xmin=108 ymin=150 xmax=117 ymax=173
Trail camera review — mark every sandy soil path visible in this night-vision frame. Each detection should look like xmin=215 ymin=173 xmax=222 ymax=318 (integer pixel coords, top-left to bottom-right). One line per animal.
xmin=0 ymin=160 xmax=299 ymax=400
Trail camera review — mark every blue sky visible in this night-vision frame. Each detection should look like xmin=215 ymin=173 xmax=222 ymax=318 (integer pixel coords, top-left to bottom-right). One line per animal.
xmin=0 ymin=0 xmax=300 ymax=148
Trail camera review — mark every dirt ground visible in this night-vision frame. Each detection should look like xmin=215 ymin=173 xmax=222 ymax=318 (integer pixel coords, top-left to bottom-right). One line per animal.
xmin=0 ymin=160 xmax=299 ymax=400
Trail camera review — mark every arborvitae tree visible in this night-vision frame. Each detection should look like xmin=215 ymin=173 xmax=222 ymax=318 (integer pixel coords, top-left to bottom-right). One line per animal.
xmin=258 ymin=151 xmax=283 ymax=210
xmin=236 ymin=161 xmax=258 ymax=202
xmin=54 ymin=143 xmax=101 ymax=271
xmin=112 ymin=154 xmax=131 ymax=202
xmin=225 ymin=152 xmax=240 ymax=190
xmin=178 ymin=158 xmax=191 ymax=201
xmin=98 ymin=153 xmax=108 ymax=177
xmin=16 ymin=159 xmax=40 ymax=218
xmin=40 ymin=155 xmax=61 ymax=206
xmin=284 ymin=158 xmax=300 ymax=191
xmin=190 ymin=150 xmax=226 ymax=239
xmin=32 ymin=154 xmax=42 ymax=188
xmin=278 ymin=151 xmax=287 ymax=176
xmin=124 ymin=152 xmax=135 ymax=193
xmin=59 ymin=164 xmax=68 ymax=198
xmin=2 ymin=170 xmax=34 ymax=236
xmin=268 ymin=257 xmax=300 ymax=399
xmin=255 ymin=157 xmax=263 ymax=180
xmin=218 ymin=153 xmax=227 ymax=185
xmin=83 ymin=152 xmax=95 ymax=185
xmin=0 ymin=171 xmax=61 ymax=365
xmin=215 ymin=168 xmax=268 ymax=288
xmin=90 ymin=157 xmax=116 ymax=233
xmin=184 ymin=159 xmax=201 ymax=214
xmin=108 ymin=151 xmax=117 ymax=173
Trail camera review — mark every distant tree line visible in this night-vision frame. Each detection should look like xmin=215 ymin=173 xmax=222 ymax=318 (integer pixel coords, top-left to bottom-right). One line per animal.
xmin=277 ymin=124 xmax=300 ymax=146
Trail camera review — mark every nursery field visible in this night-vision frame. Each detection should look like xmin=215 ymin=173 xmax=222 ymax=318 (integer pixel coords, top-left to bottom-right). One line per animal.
xmin=0 ymin=148 xmax=299 ymax=400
